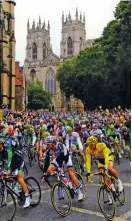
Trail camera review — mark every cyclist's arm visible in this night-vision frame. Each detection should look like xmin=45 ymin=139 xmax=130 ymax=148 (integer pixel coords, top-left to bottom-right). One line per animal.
xmin=102 ymin=144 xmax=111 ymax=169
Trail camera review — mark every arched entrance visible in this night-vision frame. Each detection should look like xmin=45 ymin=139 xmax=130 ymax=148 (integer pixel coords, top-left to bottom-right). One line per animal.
xmin=30 ymin=69 xmax=36 ymax=82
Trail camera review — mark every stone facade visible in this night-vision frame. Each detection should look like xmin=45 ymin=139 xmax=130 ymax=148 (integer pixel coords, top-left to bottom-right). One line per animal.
xmin=24 ymin=8 xmax=92 ymax=111
xmin=15 ymin=62 xmax=25 ymax=110
xmin=0 ymin=0 xmax=16 ymax=110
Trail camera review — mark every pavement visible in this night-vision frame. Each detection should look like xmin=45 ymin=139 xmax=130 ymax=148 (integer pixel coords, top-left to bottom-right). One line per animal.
xmin=12 ymin=157 xmax=131 ymax=221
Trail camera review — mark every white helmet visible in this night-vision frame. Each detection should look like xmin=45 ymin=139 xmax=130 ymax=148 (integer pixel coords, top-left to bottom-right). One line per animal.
xmin=82 ymin=124 xmax=86 ymax=129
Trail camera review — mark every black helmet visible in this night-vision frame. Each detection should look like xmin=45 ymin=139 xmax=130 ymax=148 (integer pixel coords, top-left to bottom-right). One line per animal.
xmin=45 ymin=136 xmax=57 ymax=144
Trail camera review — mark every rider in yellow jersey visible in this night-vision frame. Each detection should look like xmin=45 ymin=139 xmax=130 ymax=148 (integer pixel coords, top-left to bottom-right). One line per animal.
xmin=85 ymin=136 xmax=123 ymax=192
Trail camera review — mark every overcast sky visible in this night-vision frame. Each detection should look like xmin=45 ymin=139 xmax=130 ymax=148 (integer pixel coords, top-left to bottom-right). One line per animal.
xmin=15 ymin=0 xmax=120 ymax=66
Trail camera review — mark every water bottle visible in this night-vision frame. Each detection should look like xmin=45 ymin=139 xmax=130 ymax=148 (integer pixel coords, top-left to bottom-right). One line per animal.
xmin=62 ymin=176 xmax=68 ymax=185
xmin=17 ymin=182 xmax=22 ymax=193
xmin=11 ymin=181 xmax=17 ymax=191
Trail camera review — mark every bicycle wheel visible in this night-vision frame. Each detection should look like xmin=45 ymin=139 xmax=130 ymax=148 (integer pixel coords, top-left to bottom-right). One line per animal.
xmin=73 ymin=172 xmax=88 ymax=201
xmin=28 ymin=149 xmax=34 ymax=166
xmin=0 ymin=185 xmax=16 ymax=221
xmin=25 ymin=177 xmax=41 ymax=207
xmin=115 ymin=184 xmax=126 ymax=205
xmin=72 ymin=155 xmax=82 ymax=174
xmin=114 ymin=145 xmax=120 ymax=165
xmin=98 ymin=185 xmax=116 ymax=221
xmin=51 ymin=181 xmax=72 ymax=217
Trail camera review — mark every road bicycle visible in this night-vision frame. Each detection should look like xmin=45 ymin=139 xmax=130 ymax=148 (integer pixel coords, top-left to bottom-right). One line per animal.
xmin=44 ymin=168 xmax=87 ymax=217
xmin=0 ymin=170 xmax=41 ymax=221
xmin=87 ymin=171 xmax=125 ymax=221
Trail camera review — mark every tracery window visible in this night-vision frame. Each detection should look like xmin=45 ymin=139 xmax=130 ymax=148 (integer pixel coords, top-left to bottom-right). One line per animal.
xmin=67 ymin=37 xmax=73 ymax=55
xmin=32 ymin=43 xmax=37 ymax=59
xmin=45 ymin=68 xmax=56 ymax=95
xmin=43 ymin=43 xmax=47 ymax=59
xmin=79 ymin=37 xmax=83 ymax=50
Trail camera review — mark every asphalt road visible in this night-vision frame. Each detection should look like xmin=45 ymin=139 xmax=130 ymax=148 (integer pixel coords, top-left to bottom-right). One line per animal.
xmin=13 ymin=157 xmax=131 ymax=221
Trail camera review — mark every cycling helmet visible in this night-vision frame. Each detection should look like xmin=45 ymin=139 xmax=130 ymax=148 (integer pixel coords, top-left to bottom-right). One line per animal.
xmin=92 ymin=131 xmax=102 ymax=137
xmin=122 ymin=127 xmax=128 ymax=132
xmin=86 ymin=136 xmax=98 ymax=145
xmin=45 ymin=136 xmax=57 ymax=144
xmin=109 ymin=124 xmax=114 ymax=129
xmin=66 ymin=126 xmax=72 ymax=133
xmin=42 ymin=132 xmax=50 ymax=138
xmin=82 ymin=124 xmax=86 ymax=129
xmin=25 ymin=124 xmax=31 ymax=129
xmin=0 ymin=138 xmax=4 ymax=144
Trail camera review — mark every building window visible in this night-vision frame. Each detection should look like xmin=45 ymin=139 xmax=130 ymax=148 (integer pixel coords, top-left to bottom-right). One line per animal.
xmin=45 ymin=68 xmax=56 ymax=95
xmin=32 ymin=43 xmax=37 ymax=60
xmin=67 ymin=37 xmax=73 ymax=55
xmin=43 ymin=43 xmax=46 ymax=59
xmin=79 ymin=37 xmax=83 ymax=50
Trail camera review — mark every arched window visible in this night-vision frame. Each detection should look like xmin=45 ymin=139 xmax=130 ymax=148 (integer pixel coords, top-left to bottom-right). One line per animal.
xmin=30 ymin=69 xmax=36 ymax=81
xmin=79 ymin=37 xmax=83 ymax=50
xmin=67 ymin=37 xmax=73 ymax=55
xmin=32 ymin=43 xmax=37 ymax=59
xmin=45 ymin=68 xmax=56 ymax=95
xmin=43 ymin=43 xmax=47 ymax=59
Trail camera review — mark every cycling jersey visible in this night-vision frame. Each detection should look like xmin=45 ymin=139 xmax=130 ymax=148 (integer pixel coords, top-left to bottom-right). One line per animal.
xmin=65 ymin=132 xmax=83 ymax=151
xmin=86 ymin=142 xmax=112 ymax=173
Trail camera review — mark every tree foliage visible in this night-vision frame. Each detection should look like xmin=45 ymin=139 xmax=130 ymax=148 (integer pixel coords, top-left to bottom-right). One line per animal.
xmin=27 ymin=80 xmax=52 ymax=110
xmin=56 ymin=1 xmax=131 ymax=109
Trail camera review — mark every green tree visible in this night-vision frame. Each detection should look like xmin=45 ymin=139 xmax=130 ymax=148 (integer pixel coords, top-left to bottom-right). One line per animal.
xmin=27 ymin=80 xmax=52 ymax=110
xmin=56 ymin=1 xmax=131 ymax=109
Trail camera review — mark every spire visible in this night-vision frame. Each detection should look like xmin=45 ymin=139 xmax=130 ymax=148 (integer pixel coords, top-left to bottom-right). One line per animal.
xmin=76 ymin=7 xmax=78 ymax=21
xmin=37 ymin=23 xmax=39 ymax=30
xmin=66 ymin=15 xmax=68 ymax=22
xmin=32 ymin=20 xmax=35 ymax=29
xmin=68 ymin=11 xmax=71 ymax=21
xmin=83 ymin=13 xmax=85 ymax=25
xmin=48 ymin=20 xmax=50 ymax=33
xmin=42 ymin=20 xmax=45 ymax=29
xmin=80 ymin=12 xmax=82 ymax=22
xmin=27 ymin=18 xmax=30 ymax=32
xmin=39 ymin=16 xmax=41 ymax=28
xmin=62 ymin=11 xmax=64 ymax=24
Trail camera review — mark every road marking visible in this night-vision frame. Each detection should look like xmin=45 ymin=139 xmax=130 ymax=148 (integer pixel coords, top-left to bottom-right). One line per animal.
xmin=120 ymin=210 xmax=131 ymax=219
xmin=41 ymin=199 xmax=129 ymax=221
xmin=86 ymin=183 xmax=131 ymax=187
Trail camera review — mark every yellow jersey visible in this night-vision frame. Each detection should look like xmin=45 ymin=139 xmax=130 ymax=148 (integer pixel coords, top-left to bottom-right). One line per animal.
xmin=85 ymin=142 xmax=112 ymax=172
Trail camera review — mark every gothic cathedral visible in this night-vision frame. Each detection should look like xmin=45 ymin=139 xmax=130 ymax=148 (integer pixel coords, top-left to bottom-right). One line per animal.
xmin=24 ymin=8 xmax=87 ymax=111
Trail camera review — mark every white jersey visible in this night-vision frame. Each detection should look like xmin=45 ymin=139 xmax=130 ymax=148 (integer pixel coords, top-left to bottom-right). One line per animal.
xmin=66 ymin=132 xmax=83 ymax=151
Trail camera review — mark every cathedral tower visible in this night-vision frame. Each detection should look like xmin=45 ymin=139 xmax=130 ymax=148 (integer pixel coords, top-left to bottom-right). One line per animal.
xmin=60 ymin=8 xmax=86 ymax=59
xmin=25 ymin=17 xmax=51 ymax=62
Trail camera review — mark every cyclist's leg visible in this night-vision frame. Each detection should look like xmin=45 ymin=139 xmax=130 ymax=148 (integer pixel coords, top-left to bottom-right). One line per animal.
xmin=108 ymin=160 xmax=123 ymax=192
xmin=17 ymin=169 xmax=30 ymax=208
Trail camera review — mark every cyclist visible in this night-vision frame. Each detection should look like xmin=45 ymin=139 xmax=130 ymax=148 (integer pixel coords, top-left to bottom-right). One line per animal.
xmin=39 ymin=132 xmax=50 ymax=161
xmin=43 ymin=136 xmax=84 ymax=201
xmin=85 ymin=136 xmax=123 ymax=196
xmin=0 ymin=138 xmax=30 ymax=208
xmin=65 ymin=126 xmax=85 ymax=165
xmin=107 ymin=124 xmax=121 ymax=158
